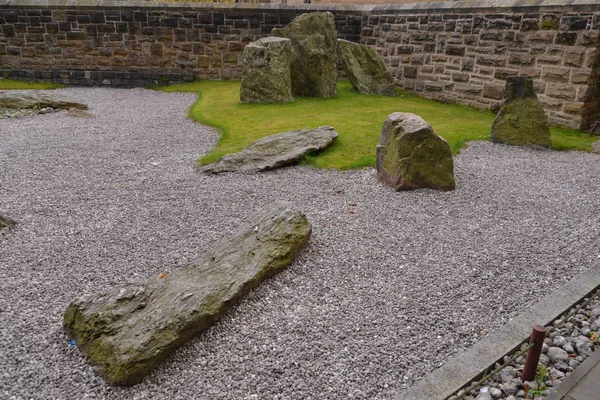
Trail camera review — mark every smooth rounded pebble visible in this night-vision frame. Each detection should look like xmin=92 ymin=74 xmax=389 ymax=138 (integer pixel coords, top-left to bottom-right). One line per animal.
xmin=1 ymin=88 xmax=599 ymax=400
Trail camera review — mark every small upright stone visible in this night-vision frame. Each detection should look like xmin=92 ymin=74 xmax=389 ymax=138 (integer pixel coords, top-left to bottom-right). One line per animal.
xmin=240 ymin=37 xmax=293 ymax=104
xmin=0 ymin=212 xmax=17 ymax=229
xmin=377 ymin=113 xmax=455 ymax=191
xmin=490 ymin=76 xmax=551 ymax=148
xmin=271 ymin=12 xmax=338 ymax=98
xmin=337 ymin=39 xmax=395 ymax=96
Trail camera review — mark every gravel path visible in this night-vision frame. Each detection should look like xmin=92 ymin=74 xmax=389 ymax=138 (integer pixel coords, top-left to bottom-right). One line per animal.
xmin=1 ymin=88 xmax=599 ymax=400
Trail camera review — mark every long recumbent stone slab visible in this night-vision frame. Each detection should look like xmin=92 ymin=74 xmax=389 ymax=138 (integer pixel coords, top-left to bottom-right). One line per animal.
xmin=63 ymin=201 xmax=312 ymax=386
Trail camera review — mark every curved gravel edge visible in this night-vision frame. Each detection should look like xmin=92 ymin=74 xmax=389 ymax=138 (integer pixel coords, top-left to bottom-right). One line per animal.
xmin=0 ymin=87 xmax=599 ymax=400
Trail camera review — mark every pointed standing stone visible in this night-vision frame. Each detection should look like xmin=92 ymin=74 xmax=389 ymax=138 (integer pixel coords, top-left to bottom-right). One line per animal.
xmin=376 ymin=113 xmax=455 ymax=191
xmin=490 ymin=76 xmax=551 ymax=148
xmin=271 ymin=12 xmax=338 ymax=98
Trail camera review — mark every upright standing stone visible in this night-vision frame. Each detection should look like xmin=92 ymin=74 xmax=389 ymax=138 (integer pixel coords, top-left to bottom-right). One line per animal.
xmin=271 ymin=12 xmax=338 ymax=98
xmin=63 ymin=201 xmax=311 ymax=386
xmin=240 ymin=37 xmax=293 ymax=104
xmin=337 ymin=39 xmax=395 ymax=96
xmin=376 ymin=113 xmax=455 ymax=191
xmin=490 ymin=77 xmax=551 ymax=148
xmin=0 ymin=212 xmax=17 ymax=229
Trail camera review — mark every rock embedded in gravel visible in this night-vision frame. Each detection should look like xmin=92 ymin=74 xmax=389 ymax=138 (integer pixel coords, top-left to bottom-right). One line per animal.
xmin=0 ymin=212 xmax=17 ymax=229
xmin=547 ymin=347 xmax=570 ymax=363
xmin=0 ymin=90 xmax=87 ymax=111
xmin=573 ymin=335 xmax=593 ymax=355
xmin=376 ymin=112 xmax=455 ymax=191
xmin=63 ymin=201 xmax=312 ymax=385
xmin=201 ymin=126 xmax=338 ymax=174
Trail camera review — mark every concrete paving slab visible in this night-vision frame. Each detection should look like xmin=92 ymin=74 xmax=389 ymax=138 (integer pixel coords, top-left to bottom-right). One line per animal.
xmin=395 ymin=262 xmax=600 ymax=400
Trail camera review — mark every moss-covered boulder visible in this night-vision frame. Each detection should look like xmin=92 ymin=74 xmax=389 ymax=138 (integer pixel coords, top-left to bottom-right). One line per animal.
xmin=337 ymin=39 xmax=395 ymax=96
xmin=240 ymin=37 xmax=293 ymax=104
xmin=64 ymin=201 xmax=311 ymax=386
xmin=271 ymin=12 xmax=338 ymax=98
xmin=202 ymin=126 xmax=338 ymax=174
xmin=0 ymin=90 xmax=87 ymax=110
xmin=0 ymin=212 xmax=17 ymax=229
xmin=490 ymin=76 xmax=551 ymax=148
xmin=376 ymin=113 xmax=455 ymax=191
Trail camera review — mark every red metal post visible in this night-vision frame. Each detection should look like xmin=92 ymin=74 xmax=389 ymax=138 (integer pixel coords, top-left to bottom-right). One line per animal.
xmin=521 ymin=325 xmax=547 ymax=382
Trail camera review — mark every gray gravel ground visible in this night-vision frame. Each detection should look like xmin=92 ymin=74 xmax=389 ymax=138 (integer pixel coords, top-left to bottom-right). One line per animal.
xmin=0 ymin=88 xmax=599 ymax=400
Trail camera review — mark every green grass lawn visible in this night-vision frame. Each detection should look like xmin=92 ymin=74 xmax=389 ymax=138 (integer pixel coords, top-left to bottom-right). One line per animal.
xmin=0 ymin=78 xmax=63 ymax=90
xmin=159 ymin=80 xmax=596 ymax=170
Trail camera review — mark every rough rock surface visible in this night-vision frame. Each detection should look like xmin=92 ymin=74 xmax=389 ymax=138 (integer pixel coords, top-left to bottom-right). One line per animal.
xmin=271 ymin=12 xmax=338 ymax=98
xmin=202 ymin=126 xmax=338 ymax=174
xmin=0 ymin=212 xmax=17 ymax=229
xmin=490 ymin=77 xmax=551 ymax=148
xmin=337 ymin=39 xmax=395 ymax=96
xmin=0 ymin=90 xmax=87 ymax=111
xmin=240 ymin=37 xmax=293 ymax=104
xmin=376 ymin=112 xmax=455 ymax=191
xmin=592 ymin=140 xmax=600 ymax=154
xmin=63 ymin=201 xmax=311 ymax=386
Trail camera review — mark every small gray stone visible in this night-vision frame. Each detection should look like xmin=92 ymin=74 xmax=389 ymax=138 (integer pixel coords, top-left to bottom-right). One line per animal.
xmin=547 ymin=347 xmax=570 ymax=363
xmin=563 ymin=342 xmax=575 ymax=354
xmin=573 ymin=335 xmax=593 ymax=355
xmin=539 ymin=354 xmax=550 ymax=365
xmin=489 ymin=387 xmax=503 ymax=399
xmin=475 ymin=392 xmax=492 ymax=400
xmin=549 ymin=368 xmax=565 ymax=379
xmin=554 ymin=362 xmax=570 ymax=372
xmin=553 ymin=336 xmax=568 ymax=347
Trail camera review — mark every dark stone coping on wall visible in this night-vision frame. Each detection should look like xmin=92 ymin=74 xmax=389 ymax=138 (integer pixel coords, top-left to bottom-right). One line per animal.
xmin=0 ymin=0 xmax=599 ymax=14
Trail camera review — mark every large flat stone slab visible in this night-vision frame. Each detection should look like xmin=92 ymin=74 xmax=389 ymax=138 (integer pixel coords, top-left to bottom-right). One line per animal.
xmin=0 ymin=90 xmax=87 ymax=110
xmin=64 ymin=201 xmax=311 ymax=386
xmin=376 ymin=113 xmax=455 ymax=191
xmin=202 ymin=126 xmax=338 ymax=174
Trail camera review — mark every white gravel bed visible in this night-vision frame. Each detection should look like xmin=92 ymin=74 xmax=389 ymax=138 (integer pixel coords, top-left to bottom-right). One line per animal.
xmin=0 ymin=88 xmax=599 ymax=400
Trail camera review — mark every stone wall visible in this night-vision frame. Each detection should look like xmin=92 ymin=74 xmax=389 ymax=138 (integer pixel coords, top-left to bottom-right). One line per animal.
xmin=364 ymin=0 xmax=600 ymax=128
xmin=1 ymin=0 xmax=599 ymax=129
xmin=0 ymin=1 xmax=361 ymax=86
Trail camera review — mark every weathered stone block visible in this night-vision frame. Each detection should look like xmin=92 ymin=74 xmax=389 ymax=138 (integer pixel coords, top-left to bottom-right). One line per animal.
xmin=482 ymin=84 xmax=504 ymax=100
xmin=337 ymin=39 xmax=395 ymax=96
xmin=564 ymin=49 xmax=585 ymax=67
xmin=477 ymin=54 xmax=506 ymax=66
xmin=240 ymin=37 xmax=292 ymax=104
xmin=271 ymin=12 xmax=337 ymax=98
xmin=376 ymin=112 xmax=455 ymax=191
xmin=571 ymin=70 xmax=591 ymax=84
xmin=64 ymin=201 xmax=311 ymax=386
xmin=546 ymin=84 xmax=577 ymax=100
xmin=490 ymin=76 xmax=550 ymax=148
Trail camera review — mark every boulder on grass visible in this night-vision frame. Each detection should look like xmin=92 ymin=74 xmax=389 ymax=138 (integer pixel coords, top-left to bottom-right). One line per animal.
xmin=337 ymin=39 xmax=395 ymax=96
xmin=0 ymin=90 xmax=87 ymax=110
xmin=591 ymin=140 xmax=600 ymax=154
xmin=64 ymin=201 xmax=311 ymax=386
xmin=271 ymin=12 xmax=338 ymax=98
xmin=240 ymin=37 xmax=293 ymax=104
xmin=202 ymin=126 xmax=338 ymax=174
xmin=376 ymin=112 xmax=455 ymax=191
xmin=0 ymin=212 xmax=17 ymax=229
xmin=490 ymin=76 xmax=551 ymax=148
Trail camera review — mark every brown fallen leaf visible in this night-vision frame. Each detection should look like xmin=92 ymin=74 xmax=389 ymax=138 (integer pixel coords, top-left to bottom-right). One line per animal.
xmin=348 ymin=209 xmax=356 ymax=214
xmin=336 ymin=190 xmax=343 ymax=195
xmin=158 ymin=272 xmax=168 ymax=279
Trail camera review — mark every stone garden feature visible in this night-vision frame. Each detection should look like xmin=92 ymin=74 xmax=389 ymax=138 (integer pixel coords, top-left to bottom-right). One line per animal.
xmin=271 ymin=12 xmax=338 ymax=98
xmin=337 ymin=39 xmax=395 ymax=96
xmin=0 ymin=90 xmax=88 ymax=111
xmin=376 ymin=113 xmax=455 ymax=191
xmin=63 ymin=201 xmax=311 ymax=386
xmin=490 ymin=76 xmax=551 ymax=148
xmin=0 ymin=212 xmax=17 ymax=229
xmin=240 ymin=37 xmax=293 ymax=104
xmin=202 ymin=126 xmax=338 ymax=174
